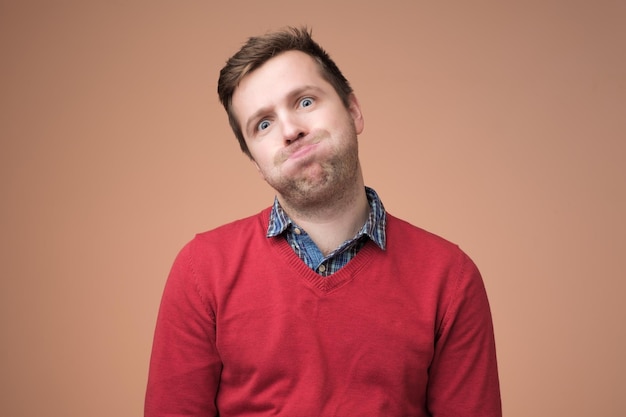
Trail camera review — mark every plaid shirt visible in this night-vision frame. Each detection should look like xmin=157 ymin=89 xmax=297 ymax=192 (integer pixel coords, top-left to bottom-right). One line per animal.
xmin=267 ymin=187 xmax=387 ymax=276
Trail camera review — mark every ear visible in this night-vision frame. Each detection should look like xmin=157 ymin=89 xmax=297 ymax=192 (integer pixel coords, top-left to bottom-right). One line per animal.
xmin=347 ymin=93 xmax=364 ymax=134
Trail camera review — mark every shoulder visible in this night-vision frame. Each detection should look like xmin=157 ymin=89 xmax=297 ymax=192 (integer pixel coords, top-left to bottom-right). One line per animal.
xmin=385 ymin=213 xmax=480 ymax=274
xmin=190 ymin=207 xmax=271 ymax=246
xmin=169 ymin=207 xmax=274 ymax=297
xmin=172 ymin=207 xmax=272 ymax=269
xmin=386 ymin=213 xmax=461 ymax=253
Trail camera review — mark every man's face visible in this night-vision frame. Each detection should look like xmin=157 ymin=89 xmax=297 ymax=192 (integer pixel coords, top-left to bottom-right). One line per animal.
xmin=231 ymin=50 xmax=364 ymax=207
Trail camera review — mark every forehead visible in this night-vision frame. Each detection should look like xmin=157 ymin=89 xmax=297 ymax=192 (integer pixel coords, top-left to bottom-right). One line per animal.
xmin=231 ymin=50 xmax=332 ymax=117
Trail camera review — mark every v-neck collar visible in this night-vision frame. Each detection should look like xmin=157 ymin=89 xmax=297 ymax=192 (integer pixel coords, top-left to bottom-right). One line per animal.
xmin=262 ymin=208 xmax=381 ymax=295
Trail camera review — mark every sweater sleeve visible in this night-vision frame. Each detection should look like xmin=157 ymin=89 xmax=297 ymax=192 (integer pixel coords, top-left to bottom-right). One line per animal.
xmin=426 ymin=251 xmax=502 ymax=417
xmin=145 ymin=241 xmax=222 ymax=417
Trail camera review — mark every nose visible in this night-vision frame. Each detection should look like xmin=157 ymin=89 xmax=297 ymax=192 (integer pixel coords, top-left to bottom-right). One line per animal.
xmin=280 ymin=112 xmax=306 ymax=145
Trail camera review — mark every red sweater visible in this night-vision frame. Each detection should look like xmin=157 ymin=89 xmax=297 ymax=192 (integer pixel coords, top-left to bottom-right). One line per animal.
xmin=145 ymin=208 xmax=501 ymax=416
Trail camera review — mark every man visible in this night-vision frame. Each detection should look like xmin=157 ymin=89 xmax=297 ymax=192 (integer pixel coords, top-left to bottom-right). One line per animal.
xmin=145 ymin=27 xmax=501 ymax=416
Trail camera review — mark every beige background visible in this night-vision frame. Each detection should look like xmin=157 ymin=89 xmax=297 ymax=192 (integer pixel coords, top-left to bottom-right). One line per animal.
xmin=1 ymin=1 xmax=624 ymax=416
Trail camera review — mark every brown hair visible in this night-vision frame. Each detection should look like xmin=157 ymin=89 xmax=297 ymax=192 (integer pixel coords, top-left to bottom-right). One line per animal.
xmin=217 ymin=26 xmax=354 ymax=158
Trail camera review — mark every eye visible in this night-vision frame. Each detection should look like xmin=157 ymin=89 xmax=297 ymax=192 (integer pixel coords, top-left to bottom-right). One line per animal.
xmin=299 ymin=97 xmax=314 ymax=108
xmin=257 ymin=119 xmax=271 ymax=131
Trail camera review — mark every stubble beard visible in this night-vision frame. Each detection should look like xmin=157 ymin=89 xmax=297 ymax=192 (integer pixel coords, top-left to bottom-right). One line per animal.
xmin=269 ymin=129 xmax=361 ymax=214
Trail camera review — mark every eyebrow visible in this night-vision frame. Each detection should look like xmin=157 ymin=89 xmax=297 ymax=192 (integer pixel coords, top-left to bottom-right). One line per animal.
xmin=243 ymin=85 xmax=325 ymax=136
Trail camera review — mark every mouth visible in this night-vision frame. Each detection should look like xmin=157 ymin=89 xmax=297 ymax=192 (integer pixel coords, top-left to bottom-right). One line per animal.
xmin=282 ymin=135 xmax=322 ymax=161
xmin=288 ymin=142 xmax=319 ymax=160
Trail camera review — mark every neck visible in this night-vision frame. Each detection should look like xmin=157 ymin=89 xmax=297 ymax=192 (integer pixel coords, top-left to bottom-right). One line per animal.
xmin=278 ymin=178 xmax=370 ymax=256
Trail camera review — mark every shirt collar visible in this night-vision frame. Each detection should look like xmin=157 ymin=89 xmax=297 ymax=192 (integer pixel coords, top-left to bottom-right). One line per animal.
xmin=267 ymin=186 xmax=387 ymax=250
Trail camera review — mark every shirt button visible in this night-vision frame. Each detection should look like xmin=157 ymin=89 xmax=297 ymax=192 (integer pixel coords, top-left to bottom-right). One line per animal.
xmin=293 ymin=227 xmax=301 ymax=235
xmin=318 ymin=264 xmax=326 ymax=273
